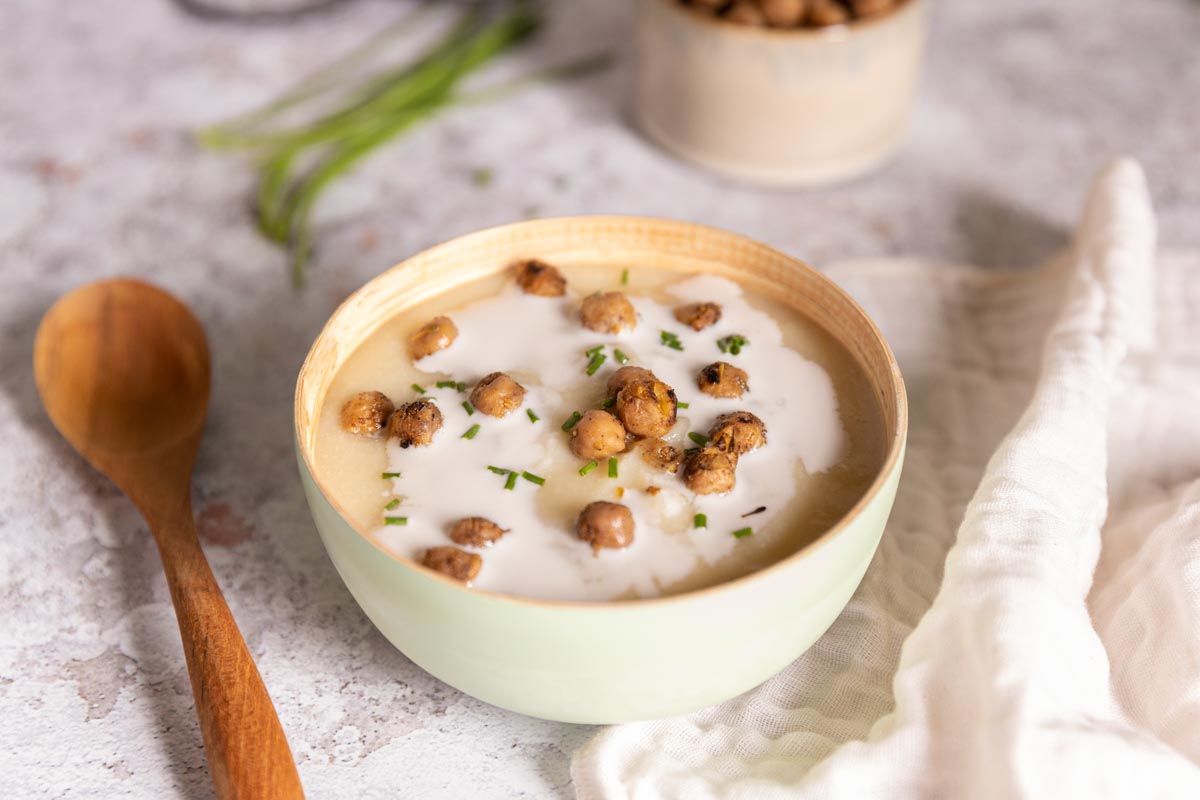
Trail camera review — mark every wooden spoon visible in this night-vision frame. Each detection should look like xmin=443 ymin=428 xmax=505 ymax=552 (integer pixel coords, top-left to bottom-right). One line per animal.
xmin=34 ymin=278 xmax=304 ymax=799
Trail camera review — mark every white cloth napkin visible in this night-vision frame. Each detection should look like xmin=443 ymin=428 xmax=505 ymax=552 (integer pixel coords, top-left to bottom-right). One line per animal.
xmin=571 ymin=160 xmax=1200 ymax=799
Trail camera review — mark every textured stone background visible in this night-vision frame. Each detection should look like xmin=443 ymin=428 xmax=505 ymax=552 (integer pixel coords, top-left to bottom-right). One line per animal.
xmin=1 ymin=1 xmax=1197 ymax=797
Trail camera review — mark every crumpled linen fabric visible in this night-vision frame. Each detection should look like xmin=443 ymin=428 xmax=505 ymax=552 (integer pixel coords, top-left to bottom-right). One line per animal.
xmin=571 ymin=160 xmax=1200 ymax=799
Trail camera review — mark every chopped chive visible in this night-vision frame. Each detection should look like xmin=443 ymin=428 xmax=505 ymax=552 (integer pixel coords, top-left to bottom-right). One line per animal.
xmin=381 ymin=472 xmax=402 ymax=479
xmin=471 ymin=166 xmax=493 ymax=187
xmin=613 ymin=348 xmax=629 ymax=364
xmin=487 ymin=465 xmax=511 ymax=475
xmin=717 ymin=335 xmax=749 ymax=355
xmin=504 ymin=471 xmax=519 ymax=490
xmin=684 ymin=447 xmax=700 ymax=457
xmin=562 ymin=411 xmax=583 ymax=431
xmin=688 ymin=432 xmax=710 ymax=446
xmin=579 ymin=459 xmax=598 ymax=476
xmin=384 ymin=516 xmax=408 ymax=526
xmin=732 ymin=527 xmax=754 ymax=539
xmin=601 ymin=397 xmax=615 ymax=410
xmin=462 ymin=401 xmax=475 ymax=416
xmin=660 ymin=331 xmax=684 ymax=351
xmin=521 ymin=471 xmax=546 ymax=486
xmin=527 ymin=408 xmax=540 ymax=423
xmin=411 ymin=383 xmax=426 ymax=394
xmin=462 ymin=424 xmax=481 ymax=440
xmin=456 ymin=381 xmax=466 ymax=392
xmin=694 ymin=513 xmax=707 ymax=529
xmin=585 ymin=344 xmax=605 ymax=358
xmin=435 ymin=380 xmax=458 ymax=389
xmin=677 ymin=401 xmax=690 ymax=409
xmin=621 ymin=268 xmax=629 ymax=285
xmin=384 ymin=499 xmax=401 ymax=511
xmin=585 ymin=352 xmax=608 ymax=375
xmin=608 ymin=457 xmax=618 ymax=478
xmin=717 ymin=338 xmax=729 ymax=354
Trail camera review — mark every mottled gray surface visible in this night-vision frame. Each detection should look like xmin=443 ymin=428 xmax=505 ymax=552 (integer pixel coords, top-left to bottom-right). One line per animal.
xmin=1 ymin=0 xmax=1197 ymax=797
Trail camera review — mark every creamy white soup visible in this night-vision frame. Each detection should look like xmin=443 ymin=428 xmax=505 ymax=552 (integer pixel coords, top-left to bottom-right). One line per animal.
xmin=314 ymin=263 xmax=885 ymax=601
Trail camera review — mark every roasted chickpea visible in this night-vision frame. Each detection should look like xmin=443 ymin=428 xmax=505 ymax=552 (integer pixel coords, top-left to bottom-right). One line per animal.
xmin=725 ymin=0 xmax=766 ymax=24
xmin=448 ymin=517 xmax=508 ymax=548
xmin=697 ymin=361 xmax=749 ymax=399
xmin=387 ymin=399 xmax=443 ymax=447
xmin=514 ymin=259 xmax=567 ymax=297
xmin=709 ymin=411 xmax=767 ymax=455
xmin=339 ymin=390 xmax=394 ymax=437
xmin=423 ymin=546 xmax=482 ymax=583
xmin=606 ymin=365 xmax=656 ymax=398
xmin=673 ymin=302 xmax=722 ymax=331
xmin=576 ymin=501 xmax=635 ymax=552
xmin=635 ymin=437 xmax=683 ymax=474
xmin=569 ymin=410 xmax=627 ymax=460
xmin=759 ymin=0 xmax=806 ymax=27
xmin=682 ymin=447 xmax=739 ymax=495
xmin=580 ymin=291 xmax=637 ymax=334
xmin=410 ymin=316 xmax=458 ymax=360
xmin=469 ymin=372 xmax=526 ymax=417
xmin=615 ymin=379 xmax=678 ymax=438
xmin=808 ymin=0 xmax=849 ymax=26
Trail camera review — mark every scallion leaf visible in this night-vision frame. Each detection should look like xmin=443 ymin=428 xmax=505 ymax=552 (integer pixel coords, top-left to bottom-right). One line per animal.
xmin=521 ymin=471 xmax=546 ymax=486
xmin=579 ymin=460 xmax=598 ymax=476
xmin=385 ymin=499 xmax=401 ymax=511
xmin=527 ymin=408 xmax=540 ymax=423
xmin=562 ymin=411 xmax=583 ymax=431
xmin=586 ymin=352 xmax=608 ymax=375
xmin=384 ymin=516 xmax=408 ymax=526
xmin=504 ymin=471 xmax=519 ymax=490
xmin=381 ymin=471 xmax=402 ymax=479
xmin=601 ymin=397 xmax=615 ymax=410
xmin=660 ymin=330 xmax=684 ymax=351
xmin=585 ymin=345 xmax=605 ymax=358
xmin=436 ymin=380 xmax=458 ymax=389
xmin=487 ymin=465 xmax=510 ymax=475
xmin=621 ymin=268 xmax=629 ymax=285
xmin=462 ymin=401 xmax=475 ymax=416
xmin=613 ymin=348 xmax=629 ymax=364
xmin=688 ymin=432 xmax=709 ymax=446
xmin=677 ymin=401 xmax=690 ymax=409
xmin=608 ymin=457 xmax=618 ymax=478
xmin=732 ymin=527 xmax=753 ymax=539
xmin=412 ymin=383 xmax=427 ymax=394
xmin=462 ymin=424 xmax=481 ymax=439
xmin=456 ymin=381 xmax=466 ymax=392
xmin=694 ymin=513 xmax=707 ymax=529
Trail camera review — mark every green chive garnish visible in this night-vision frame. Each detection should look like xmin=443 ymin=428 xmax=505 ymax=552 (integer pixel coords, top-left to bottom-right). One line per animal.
xmin=585 ymin=345 xmax=605 ymax=358
xmin=718 ymin=335 xmax=749 ymax=355
xmin=456 ymin=381 xmax=466 ymax=392
xmin=521 ymin=471 xmax=546 ymax=486
xmin=411 ymin=383 xmax=426 ymax=394
xmin=579 ymin=460 xmax=598 ymax=476
xmin=608 ymin=457 xmax=618 ymax=478
xmin=384 ymin=516 xmax=408 ymax=526
xmin=504 ymin=471 xmax=519 ymax=490
xmin=527 ymin=408 xmax=540 ymax=423
xmin=732 ymin=527 xmax=753 ymax=539
xmin=436 ymin=380 xmax=458 ymax=389
xmin=678 ymin=401 xmax=690 ymax=409
xmin=462 ymin=424 xmax=481 ymax=440
xmin=660 ymin=331 xmax=684 ymax=351
xmin=694 ymin=513 xmax=707 ymax=528
xmin=684 ymin=447 xmax=700 ymax=457
xmin=601 ymin=397 xmax=615 ymax=410
xmin=586 ymin=352 xmax=607 ymax=375
xmin=562 ymin=411 xmax=583 ymax=431
xmin=613 ymin=348 xmax=630 ymax=364
xmin=621 ymin=268 xmax=629 ymax=285
xmin=462 ymin=401 xmax=475 ymax=416
xmin=381 ymin=472 xmax=402 ymax=479
xmin=688 ymin=432 xmax=709 ymax=446
xmin=487 ymin=465 xmax=510 ymax=475
xmin=385 ymin=499 xmax=401 ymax=511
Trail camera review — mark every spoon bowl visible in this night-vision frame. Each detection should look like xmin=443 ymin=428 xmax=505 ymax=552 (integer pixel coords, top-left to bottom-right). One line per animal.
xmin=35 ymin=278 xmax=303 ymax=799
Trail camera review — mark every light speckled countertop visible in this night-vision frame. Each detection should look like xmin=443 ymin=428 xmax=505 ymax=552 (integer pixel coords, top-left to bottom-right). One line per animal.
xmin=2 ymin=1 xmax=1197 ymax=797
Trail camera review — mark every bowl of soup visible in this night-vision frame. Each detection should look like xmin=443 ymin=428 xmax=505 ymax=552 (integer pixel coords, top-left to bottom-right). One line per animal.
xmin=295 ymin=217 xmax=906 ymax=723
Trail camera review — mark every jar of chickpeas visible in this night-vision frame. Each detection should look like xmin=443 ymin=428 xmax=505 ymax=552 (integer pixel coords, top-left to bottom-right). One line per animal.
xmin=633 ymin=0 xmax=929 ymax=185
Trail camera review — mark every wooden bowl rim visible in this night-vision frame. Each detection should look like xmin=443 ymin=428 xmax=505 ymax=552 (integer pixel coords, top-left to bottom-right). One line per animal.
xmin=295 ymin=215 xmax=908 ymax=610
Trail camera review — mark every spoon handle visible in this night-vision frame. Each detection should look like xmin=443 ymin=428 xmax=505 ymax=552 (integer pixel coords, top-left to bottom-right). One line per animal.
xmin=151 ymin=500 xmax=305 ymax=799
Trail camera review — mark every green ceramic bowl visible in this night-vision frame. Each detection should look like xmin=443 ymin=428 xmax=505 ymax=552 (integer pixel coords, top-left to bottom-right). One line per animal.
xmin=295 ymin=217 xmax=907 ymax=724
